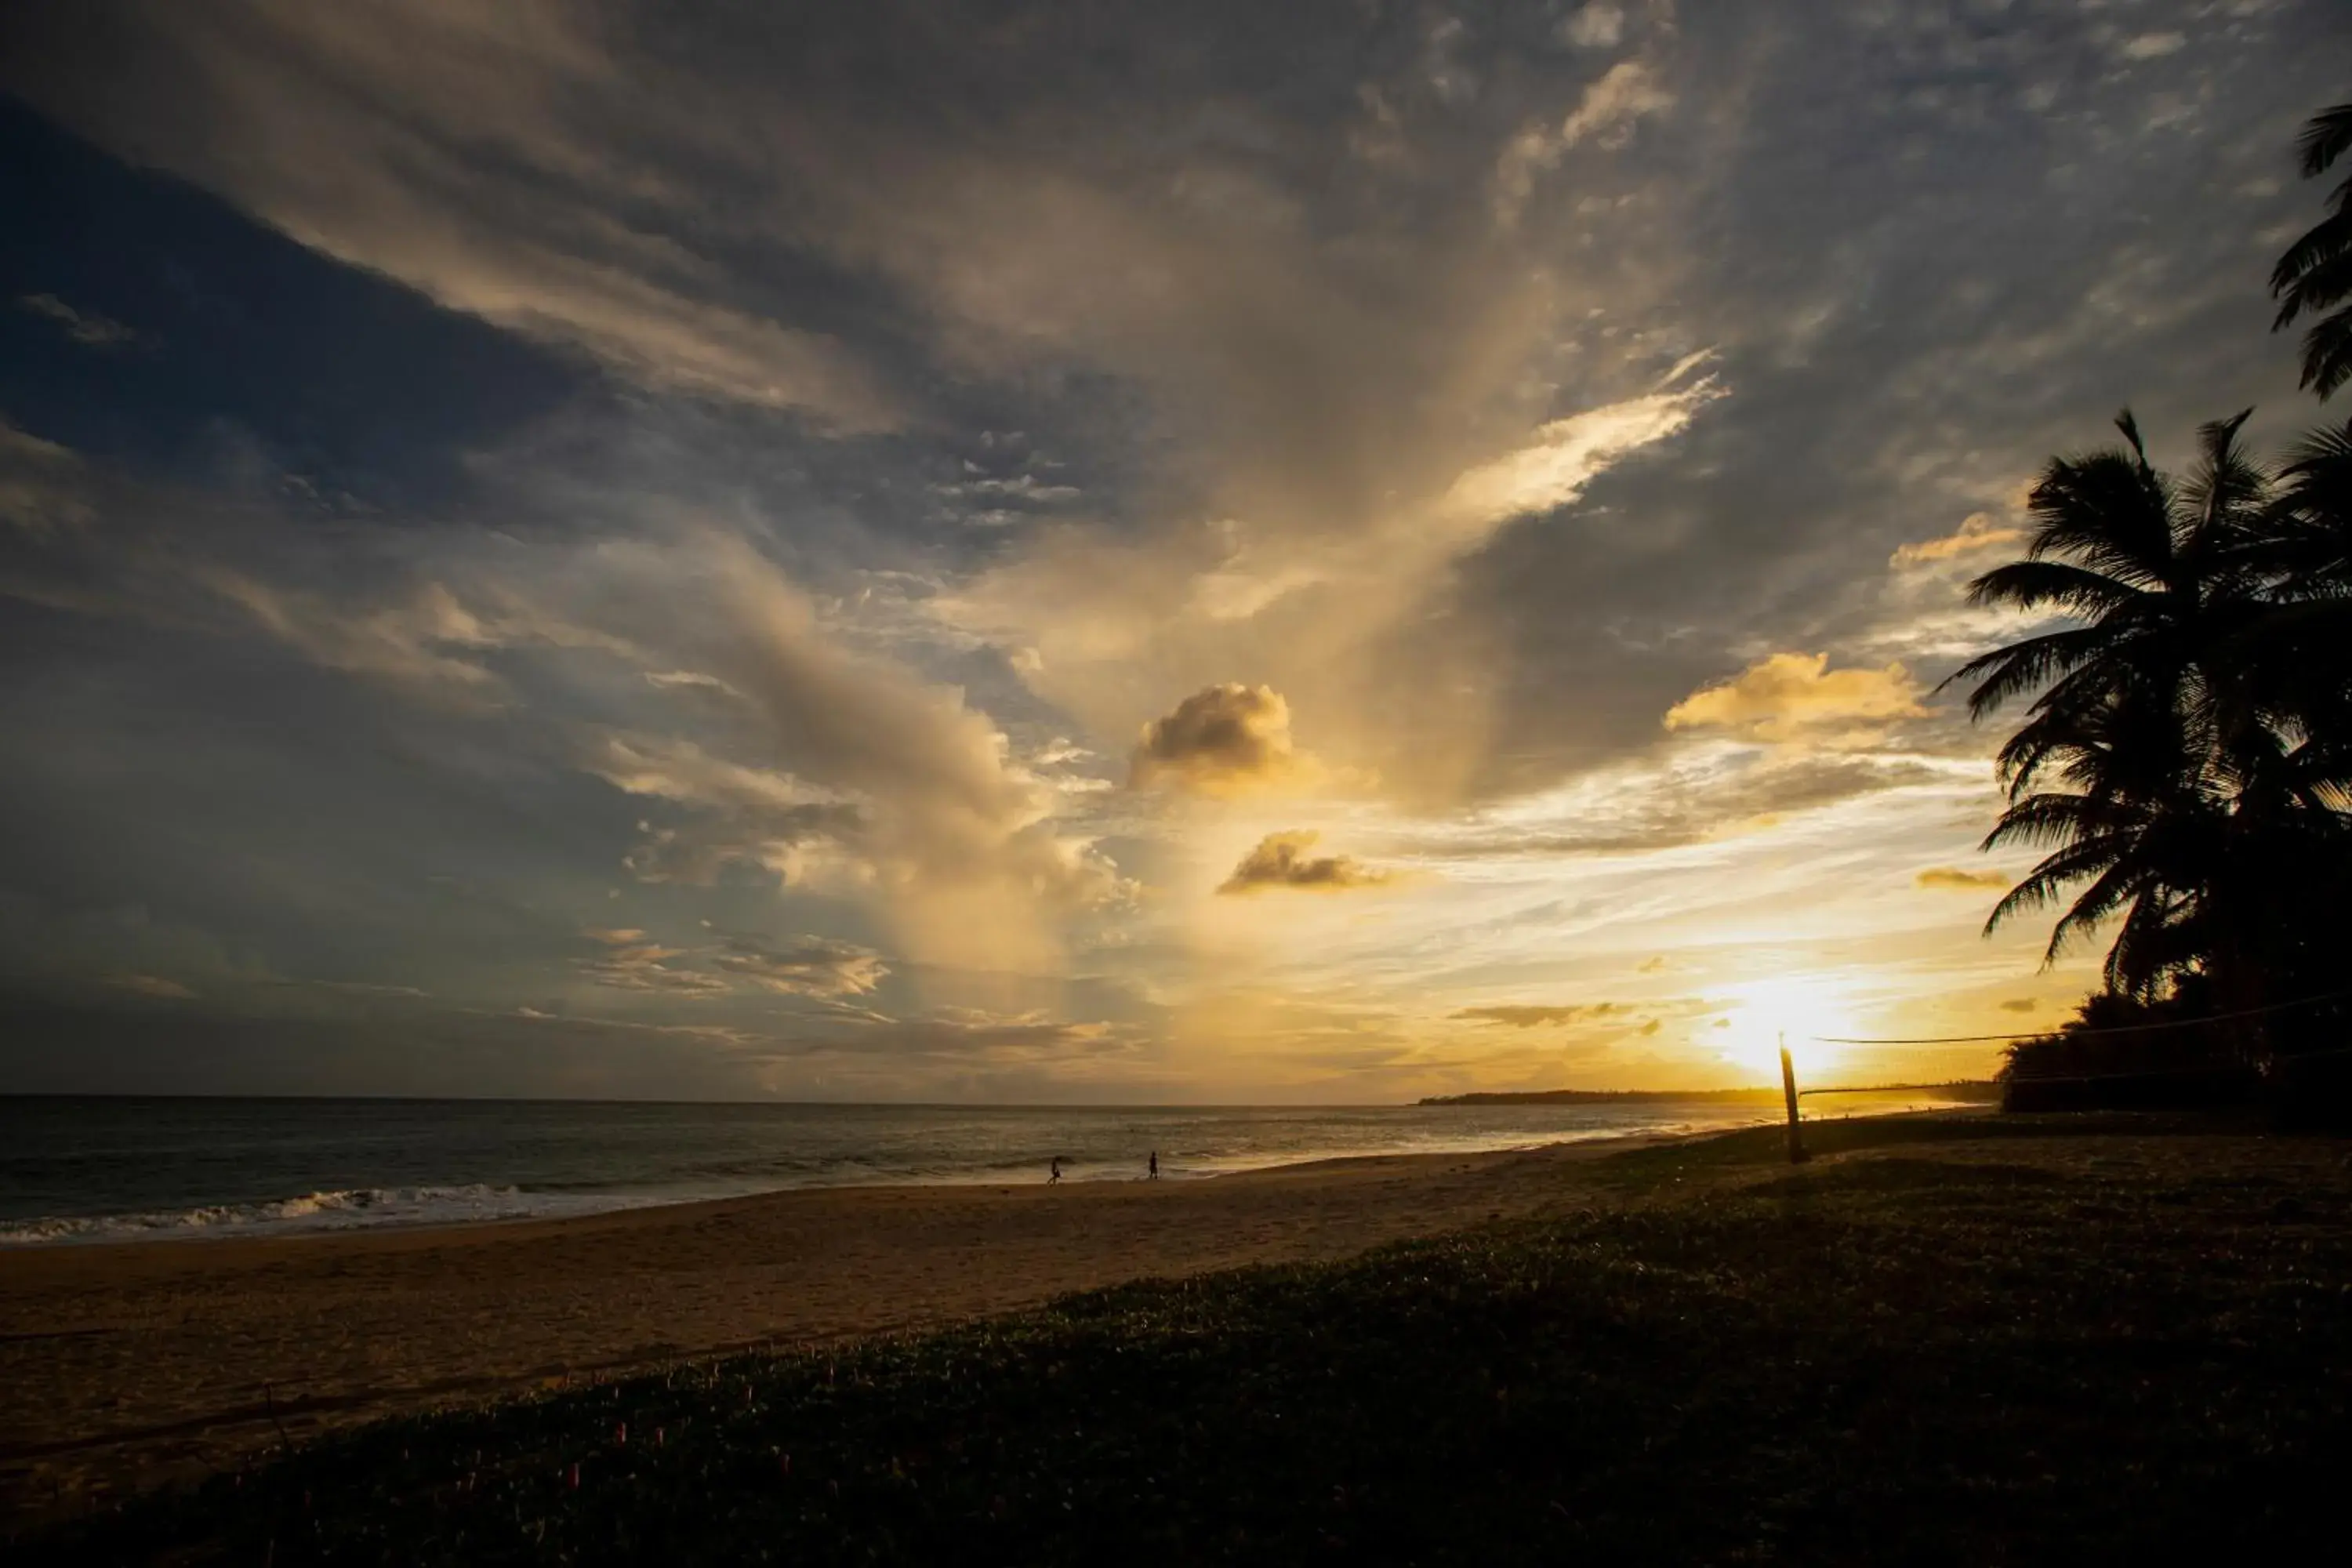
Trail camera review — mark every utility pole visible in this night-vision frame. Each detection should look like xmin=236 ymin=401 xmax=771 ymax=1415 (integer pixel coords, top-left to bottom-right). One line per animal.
xmin=1779 ymin=1032 xmax=1809 ymax=1164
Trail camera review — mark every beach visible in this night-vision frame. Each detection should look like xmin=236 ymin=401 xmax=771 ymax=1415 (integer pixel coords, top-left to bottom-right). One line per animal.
xmin=15 ymin=1112 xmax=2352 ymax=1563
xmin=1 ymin=1133 xmax=1675 ymax=1516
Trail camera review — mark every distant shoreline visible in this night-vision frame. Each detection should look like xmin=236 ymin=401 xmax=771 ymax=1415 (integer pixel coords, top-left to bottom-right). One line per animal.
xmin=1420 ymin=1083 xmax=1999 ymax=1106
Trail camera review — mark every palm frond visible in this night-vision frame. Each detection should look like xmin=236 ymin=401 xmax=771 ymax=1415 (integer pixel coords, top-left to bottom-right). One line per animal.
xmin=2048 ymin=858 xmax=2152 ymax=960
xmin=1962 ymin=560 xmax=2144 ymax=618
xmin=2103 ymin=891 xmax=2190 ymax=997
xmin=2024 ymin=449 xmax=2175 ymax=584
xmin=1943 ymin=624 xmax=2117 ymax=720
xmin=2295 ymin=101 xmax=2352 ymax=180
xmin=2268 ymin=210 xmax=2352 ymax=307
xmin=1981 ymin=798 xmax=2130 ymax=854
xmin=2298 ymin=307 xmax=2352 ymax=401
xmin=2182 ymin=408 xmax=2268 ymax=555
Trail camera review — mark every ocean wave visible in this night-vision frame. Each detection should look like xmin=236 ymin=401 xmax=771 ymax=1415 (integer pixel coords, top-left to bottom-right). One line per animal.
xmin=0 ymin=1184 xmax=652 ymax=1247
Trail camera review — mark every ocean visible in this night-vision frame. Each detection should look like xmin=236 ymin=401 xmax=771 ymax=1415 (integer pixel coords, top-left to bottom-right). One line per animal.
xmin=0 ymin=1094 xmax=1839 ymax=1247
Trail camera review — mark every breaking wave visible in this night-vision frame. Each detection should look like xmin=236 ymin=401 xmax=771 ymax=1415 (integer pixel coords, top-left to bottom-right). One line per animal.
xmin=0 ymin=1184 xmax=655 ymax=1247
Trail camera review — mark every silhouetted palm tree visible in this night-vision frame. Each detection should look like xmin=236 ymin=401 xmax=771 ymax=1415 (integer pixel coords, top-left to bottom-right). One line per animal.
xmin=2237 ymin=416 xmax=2352 ymax=805
xmin=2270 ymin=101 xmax=2352 ymax=398
xmin=1945 ymin=412 xmax=2269 ymax=998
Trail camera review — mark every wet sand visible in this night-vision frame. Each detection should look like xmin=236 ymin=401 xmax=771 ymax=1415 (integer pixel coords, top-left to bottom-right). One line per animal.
xmin=0 ymin=1134 xmax=1677 ymax=1515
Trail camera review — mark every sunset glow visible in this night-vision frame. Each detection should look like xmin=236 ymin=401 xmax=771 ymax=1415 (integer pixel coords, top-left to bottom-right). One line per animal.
xmin=2 ymin=2 xmax=2337 ymax=1103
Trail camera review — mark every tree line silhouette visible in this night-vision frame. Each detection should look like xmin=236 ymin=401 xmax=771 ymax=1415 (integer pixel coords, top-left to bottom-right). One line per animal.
xmin=1958 ymin=100 xmax=2352 ymax=1110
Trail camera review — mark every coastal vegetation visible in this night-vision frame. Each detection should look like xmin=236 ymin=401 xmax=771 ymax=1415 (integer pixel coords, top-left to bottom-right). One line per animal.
xmin=1960 ymin=100 xmax=2352 ymax=1102
xmin=22 ymin=1116 xmax=2349 ymax=1565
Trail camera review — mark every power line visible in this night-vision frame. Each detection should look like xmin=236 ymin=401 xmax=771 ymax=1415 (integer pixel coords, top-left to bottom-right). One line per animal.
xmin=1812 ymin=985 xmax=2352 ymax=1047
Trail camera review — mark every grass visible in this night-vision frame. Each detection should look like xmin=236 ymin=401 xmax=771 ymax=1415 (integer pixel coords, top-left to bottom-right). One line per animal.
xmin=22 ymin=1116 xmax=2352 ymax=1565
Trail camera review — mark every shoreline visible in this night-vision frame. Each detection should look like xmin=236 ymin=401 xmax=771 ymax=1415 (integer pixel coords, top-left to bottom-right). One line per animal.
xmin=0 ymin=1126 xmax=1726 ymax=1512
xmin=2 ymin=1108 xmax=1837 ymax=1252
xmin=31 ymin=1112 xmax=2343 ymax=1563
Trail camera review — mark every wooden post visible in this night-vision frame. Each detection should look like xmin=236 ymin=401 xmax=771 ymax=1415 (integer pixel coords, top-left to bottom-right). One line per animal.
xmin=1779 ymin=1033 xmax=1809 ymax=1164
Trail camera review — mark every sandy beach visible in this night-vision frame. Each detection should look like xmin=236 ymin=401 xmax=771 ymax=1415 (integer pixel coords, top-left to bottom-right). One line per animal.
xmin=0 ymin=1134 xmax=1676 ymax=1516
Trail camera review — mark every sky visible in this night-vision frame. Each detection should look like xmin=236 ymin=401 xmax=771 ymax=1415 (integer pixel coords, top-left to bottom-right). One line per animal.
xmin=1 ymin=1 xmax=2346 ymax=1102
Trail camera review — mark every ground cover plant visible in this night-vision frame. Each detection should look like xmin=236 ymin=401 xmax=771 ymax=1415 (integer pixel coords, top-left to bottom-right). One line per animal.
xmin=23 ymin=1117 xmax=2352 ymax=1566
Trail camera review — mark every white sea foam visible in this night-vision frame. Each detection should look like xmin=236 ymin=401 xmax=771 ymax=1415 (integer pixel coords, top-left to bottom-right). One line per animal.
xmin=2 ymin=1094 xmax=1966 ymax=1249
xmin=0 ymin=1184 xmax=659 ymax=1247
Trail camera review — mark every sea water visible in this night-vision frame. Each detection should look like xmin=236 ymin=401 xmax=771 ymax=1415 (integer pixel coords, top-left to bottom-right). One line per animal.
xmin=0 ymin=1094 xmax=1837 ymax=1246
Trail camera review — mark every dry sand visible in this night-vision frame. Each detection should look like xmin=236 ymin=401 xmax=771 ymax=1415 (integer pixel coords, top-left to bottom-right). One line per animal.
xmin=0 ymin=1135 xmax=1678 ymax=1516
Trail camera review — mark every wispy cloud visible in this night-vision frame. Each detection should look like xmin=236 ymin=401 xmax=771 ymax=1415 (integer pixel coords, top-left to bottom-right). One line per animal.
xmin=16 ymin=292 xmax=142 ymax=348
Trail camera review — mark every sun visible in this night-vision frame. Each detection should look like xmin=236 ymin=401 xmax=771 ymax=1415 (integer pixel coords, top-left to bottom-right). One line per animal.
xmin=1714 ymin=977 xmax=1860 ymax=1085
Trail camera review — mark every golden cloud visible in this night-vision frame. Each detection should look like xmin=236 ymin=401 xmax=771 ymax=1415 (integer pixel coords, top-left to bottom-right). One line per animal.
xmin=1915 ymin=866 xmax=2007 ymax=891
xmin=1438 ymin=384 xmax=1719 ymax=529
xmin=1889 ymin=512 xmax=2022 ymax=570
xmin=1663 ymin=652 xmax=1926 ymax=742
xmin=1131 ymin=683 xmax=1323 ymax=797
xmin=1217 ymin=830 xmax=1390 ymax=895
xmin=1452 ymin=1002 xmax=1634 ymax=1028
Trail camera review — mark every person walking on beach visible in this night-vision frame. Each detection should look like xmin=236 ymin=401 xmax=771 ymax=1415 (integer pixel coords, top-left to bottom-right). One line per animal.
xmin=1148 ymin=1150 xmax=1159 ymax=1181
xmin=1049 ymin=1156 xmax=1062 ymax=1185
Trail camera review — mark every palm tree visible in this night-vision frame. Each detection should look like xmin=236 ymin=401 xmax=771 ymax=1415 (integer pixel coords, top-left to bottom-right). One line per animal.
xmin=1975 ymin=689 xmax=2223 ymax=998
xmin=2235 ymin=416 xmax=2352 ymax=808
xmin=2270 ymin=101 xmax=2352 ymax=399
xmin=1944 ymin=412 xmax=2270 ymax=1000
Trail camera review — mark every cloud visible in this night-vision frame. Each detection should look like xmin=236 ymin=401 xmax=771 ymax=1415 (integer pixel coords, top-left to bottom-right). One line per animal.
xmin=1916 ymin=866 xmax=2008 ymax=892
xmin=203 ymin=572 xmax=505 ymax=696
xmin=1414 ymin=750 xmax=1951 ymax=860
xmin=643 ymin=670 xmax=744 ymax=698
xmin=4 ymin=5 xmax=899 ymax=427
xmin=2122 ymin=32 xmax=2186 ymax=61
xmin=1438 ymin=380 xmax=1722 ymax=531
xmin=0 ymin=419 xmax=96 ymax=535
xmin=1998 ymin=997 xmax=2040 ymax=1014
xmin=1663 ymin=653 xmax=1927 ymax=742
xmin=587 ymin=735 xmax=867 ymax=885
xmin=0 ymin=0 xmax=2332 ymax=1101
xmin=585 ymin=540 xmax=1121 ymax=969
xmin=799 ymin=1006 xmax=1142 ymax=1072
xmin=17 ymin=292 xmax=142 ymax=347
xmin=1559 ymin=5 xmax=1625 ymax=49
xmin=1492 ymin=60 xmax=1674 ymax=227
xmin=707 ymin=931 xmax=888 ymax=999
xmin=1453 ymin=1002 xmax=1633 ymax=1028
xmin=1217 ymin=830 xmax=1390 ymax=895
xmin=575 ymin=937 xmax=732 ymax=996
xmin=107 ymin=973 xmax=197 ymax=1000
xmin=1131 ymin=684 xmax=1323 ymax=797
xmin=1889 ymin=512 xmax=2023 ymax=569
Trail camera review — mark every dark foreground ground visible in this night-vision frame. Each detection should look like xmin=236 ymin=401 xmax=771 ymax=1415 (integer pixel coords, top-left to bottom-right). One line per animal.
xmin=16 ymin=1114 xmax=2352 ymax=1565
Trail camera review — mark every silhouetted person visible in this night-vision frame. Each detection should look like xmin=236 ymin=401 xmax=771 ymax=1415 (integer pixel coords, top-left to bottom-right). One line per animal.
xmin=1148 ymin=1150 xmax=1159 ymax=1180
xmin=1049 ymin=1156 xmax=1062 ymax=1185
